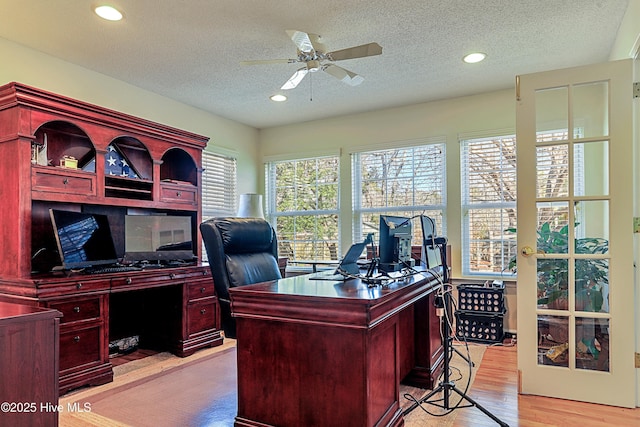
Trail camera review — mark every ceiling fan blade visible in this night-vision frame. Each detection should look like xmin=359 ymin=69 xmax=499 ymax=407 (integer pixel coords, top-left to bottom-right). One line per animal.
xmin=240 ymin=59 xmax=297 ymax=66
xmin=327 ymin=42 xmax=382 ymax=61
xmin=281 ymin=68 xmax=309 ymax=90
xmin=286 ymin=30 xmax=318 ymax=53
xmin=323 ymin=64 xmax=364 ymax=86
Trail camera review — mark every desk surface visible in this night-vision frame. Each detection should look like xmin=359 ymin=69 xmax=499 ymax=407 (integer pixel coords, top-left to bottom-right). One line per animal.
xmin=231 ymin=267 xmax=442 ymax=299
xmin=230 ymin=267 xmax=443 ymax=329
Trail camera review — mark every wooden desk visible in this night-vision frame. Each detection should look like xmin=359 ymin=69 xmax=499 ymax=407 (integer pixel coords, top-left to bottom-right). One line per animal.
xmin=0 ymin=302 xmax=62 ymax=427
xmin=0 ymin=264 xmax=223 ymax=394
xmin=230 ymin=269 xmax=444 ymax=427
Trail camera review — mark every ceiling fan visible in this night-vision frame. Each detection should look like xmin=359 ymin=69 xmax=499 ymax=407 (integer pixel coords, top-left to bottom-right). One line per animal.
xmin=241 ymin=30 xmax=382 ymax=90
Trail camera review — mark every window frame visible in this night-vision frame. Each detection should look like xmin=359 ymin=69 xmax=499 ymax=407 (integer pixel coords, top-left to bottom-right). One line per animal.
xmin=460 ymin=133 xmax=517 ymax=278
xmin=265 ymin=154 xmax=341 ymax=262
xmin=351 ymin=140 xmax=447 ymax=247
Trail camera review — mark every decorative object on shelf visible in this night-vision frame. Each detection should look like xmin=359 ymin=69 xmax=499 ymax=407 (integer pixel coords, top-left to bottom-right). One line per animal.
xmin=32 ymin=132 xmax=49 ymax=165
xmin=105 ymin=143 xmax=139 ymax=178
xmin=236 ymin=193 xmax=264 ymax=218
xmin=59 ymin=155 xmax=78 ymax=169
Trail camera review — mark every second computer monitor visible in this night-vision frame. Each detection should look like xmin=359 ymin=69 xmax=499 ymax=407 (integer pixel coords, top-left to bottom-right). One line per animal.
xmin=420 ymin=215 xmax=443 ymax=270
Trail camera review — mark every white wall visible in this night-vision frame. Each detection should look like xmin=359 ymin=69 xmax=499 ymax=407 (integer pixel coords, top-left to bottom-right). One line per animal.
xmin=0 ymin=37 xmax=260 ymax=196
xmin=609 ymin=0 xmax=640 ymax=61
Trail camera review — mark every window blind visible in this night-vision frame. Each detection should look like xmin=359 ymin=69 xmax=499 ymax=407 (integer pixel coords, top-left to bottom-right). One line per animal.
xmin=352 ymin=142 xmax=446 ymax=244
xmin=265 ymin=155 xmax=340 ymax=261
xmin=461 ymin=135 xmax=517 ymax=276
xmin=201 ymin=151 xmax=237 ymax=218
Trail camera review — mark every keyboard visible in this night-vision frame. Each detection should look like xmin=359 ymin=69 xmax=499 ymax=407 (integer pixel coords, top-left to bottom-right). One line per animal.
xmin=86 ymin=265 xmax=142 ymax=274
xmin=308 ymin=271 xmax=349 ymax=281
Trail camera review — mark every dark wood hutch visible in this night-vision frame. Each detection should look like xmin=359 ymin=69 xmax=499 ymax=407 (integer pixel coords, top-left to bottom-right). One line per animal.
xmin=0 ymin=82 xmax=223 ymax=394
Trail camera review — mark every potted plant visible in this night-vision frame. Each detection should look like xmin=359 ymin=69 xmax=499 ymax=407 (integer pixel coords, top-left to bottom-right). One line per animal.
xmin=507 ymin=222 xmax=608 ymax=312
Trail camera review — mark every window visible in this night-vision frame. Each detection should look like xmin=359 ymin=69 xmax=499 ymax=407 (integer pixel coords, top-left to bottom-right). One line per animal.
xmin=202 ymin=151 xmax=237 ymax=218
xmin=352 ymin=142 xmax=446 ymax=246
xmin=461 ymin=135 xmax=517 ymax=277
xmin=201 ymin=151 xmax=237 ymax=261
xmin=265 ymin=156 xmax=340 ymax=262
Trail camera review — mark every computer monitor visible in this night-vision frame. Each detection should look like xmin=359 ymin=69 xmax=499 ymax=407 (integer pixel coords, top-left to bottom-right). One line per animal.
xmin=49 ymin=209 xmax=119 ymax=270
xmin=378 ymin=215 xmax=412 ymax=272
xmin=420 ymin=215 xmax=446 ymax=281
xmin=124 ymin=215 xmax=194 ymax=262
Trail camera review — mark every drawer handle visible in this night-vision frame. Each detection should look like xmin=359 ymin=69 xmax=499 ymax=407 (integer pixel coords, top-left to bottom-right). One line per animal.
xmin=170 ymin=273 xmax=176 ymax=280
xmin=76 ymin=283 xmax=83 ymax=290
xmin=73 ymin=306 xmax=80 ymax=313
xmin=126 ymin=277 xmax=132 ymax=285
xmin=176 ymin=191 xmax=182 ymax=197
xmin=63 ymin=178 xmax=69 ymax=185
xmin=200 ymin=287 xmax=206 ymax=293
xmin=73 ymin=336 xmax=80 ymax=343
xmin=200 ymin=308 xmax=207 ymax=315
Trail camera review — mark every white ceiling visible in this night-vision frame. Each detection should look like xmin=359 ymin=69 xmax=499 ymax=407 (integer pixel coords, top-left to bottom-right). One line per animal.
xmin=0 ymin=1 xmax=630 ymax=129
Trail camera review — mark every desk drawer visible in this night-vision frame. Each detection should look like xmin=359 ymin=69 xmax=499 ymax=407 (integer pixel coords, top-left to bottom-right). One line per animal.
xmin=48 ymin=297 xmax=101 ymax=324
xmin=187 ymin=299 xmax=216 ymax=335
xmin=160 ymin=183 xmax=197 ymax=205
xmin=111 ymin=272 xmax=180 ymax=290
xmin=59 ymin=326 xmax=102 ymax=371
xmin=32 ymin=167 xmax=96 ymax=196
xmin=187 ymin=279 xmax=215 ymax=300
xmin=35 ymin=277 xmax=110 ymax=299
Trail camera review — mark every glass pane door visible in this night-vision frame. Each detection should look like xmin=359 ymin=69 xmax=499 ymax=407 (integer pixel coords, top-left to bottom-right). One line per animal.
xmin=516 ymin=59 xmax=635 ymax=407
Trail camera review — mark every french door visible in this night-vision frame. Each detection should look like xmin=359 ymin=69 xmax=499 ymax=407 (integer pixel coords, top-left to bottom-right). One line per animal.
xmin=515 ymin=59 xmax=636 ymax=407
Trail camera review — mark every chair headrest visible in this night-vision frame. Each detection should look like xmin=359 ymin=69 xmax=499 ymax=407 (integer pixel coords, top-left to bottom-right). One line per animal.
xmin=213 ymin=218 xmax=274 ymax=254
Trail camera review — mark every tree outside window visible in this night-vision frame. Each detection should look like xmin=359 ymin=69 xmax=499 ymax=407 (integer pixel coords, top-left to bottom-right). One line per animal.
xmin=461 ymin=135 xmax=517 ymax=276
xmin=352 ymin=142 xmax=446 ymax=246
xmin=266 ymin=156 xmax=340 ymax=262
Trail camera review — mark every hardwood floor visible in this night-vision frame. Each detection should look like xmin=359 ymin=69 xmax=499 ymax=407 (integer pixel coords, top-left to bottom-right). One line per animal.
xmin=59 ymin=342 xmax=640 ymax=426
xmin=452 ymin=344 xmax=640 ymax=427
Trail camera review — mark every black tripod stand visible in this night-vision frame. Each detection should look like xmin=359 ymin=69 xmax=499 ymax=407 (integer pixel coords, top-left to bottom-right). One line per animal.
xmin=402 ymin=287 xmax=509 ymax=426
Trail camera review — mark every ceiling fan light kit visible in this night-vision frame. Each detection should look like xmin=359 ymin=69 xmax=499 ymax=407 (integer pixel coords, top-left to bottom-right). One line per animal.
xmin=242 ymin=30 xmax=382 ymax=91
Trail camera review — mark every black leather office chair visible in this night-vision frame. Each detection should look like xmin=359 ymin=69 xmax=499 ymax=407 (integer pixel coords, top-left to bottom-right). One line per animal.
xmin=200 ymin=217 xmax=281 ymax=338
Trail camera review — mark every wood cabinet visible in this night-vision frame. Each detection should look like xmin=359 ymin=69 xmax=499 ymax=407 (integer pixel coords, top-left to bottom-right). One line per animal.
xmin=0 ymin=302 xmax=61 ymax=427
xmin=0 ymin=82 xmax=223 ymax=394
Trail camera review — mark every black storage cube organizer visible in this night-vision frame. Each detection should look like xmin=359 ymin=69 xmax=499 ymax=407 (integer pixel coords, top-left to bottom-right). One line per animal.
xmin=456 ymin=312 xmax=504 ymax=344
xmin=456 ymin=283 xmax=505 ymax=344
xmin=457 ymin=284 xmax=505 ymax=313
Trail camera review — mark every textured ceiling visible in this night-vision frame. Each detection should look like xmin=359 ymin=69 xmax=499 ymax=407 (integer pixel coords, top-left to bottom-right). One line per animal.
xmin=0 ymin=1 xmax=630 ymax=129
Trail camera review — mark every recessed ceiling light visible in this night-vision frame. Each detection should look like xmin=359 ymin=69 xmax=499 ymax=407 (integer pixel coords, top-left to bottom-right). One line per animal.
xmin=95 ymin=5 xmax=123 ymax=21
xmin=270 ymin=94 xmax=287 ymax=102
xmin=463 ymin=52 xmax=486 ymax=64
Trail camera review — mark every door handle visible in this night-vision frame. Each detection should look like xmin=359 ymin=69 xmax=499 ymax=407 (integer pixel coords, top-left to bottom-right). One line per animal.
xmin=521 ymin=246 xmax=535 ymax=257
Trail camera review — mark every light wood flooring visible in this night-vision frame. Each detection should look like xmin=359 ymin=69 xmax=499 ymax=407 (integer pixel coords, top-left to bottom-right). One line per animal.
xmin=59 ymin=342 xmax=640 ymax=426
xmin=452 ymin=344 xmax=640 ymax=427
